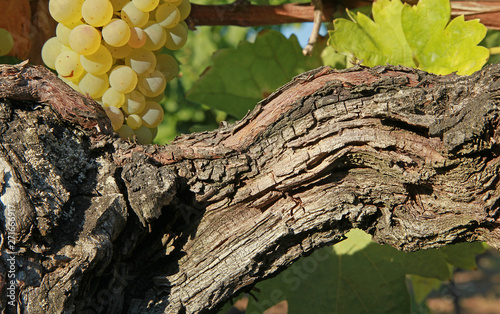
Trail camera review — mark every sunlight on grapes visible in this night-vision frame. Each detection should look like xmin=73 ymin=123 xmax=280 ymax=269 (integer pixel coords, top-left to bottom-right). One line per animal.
xmin=43 ymin=0 xmax=190 ymax=144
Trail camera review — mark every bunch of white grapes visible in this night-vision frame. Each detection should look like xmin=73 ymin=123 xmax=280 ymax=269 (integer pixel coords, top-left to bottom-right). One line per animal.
xmin=42 ymin=0 xmax=190 ymax=144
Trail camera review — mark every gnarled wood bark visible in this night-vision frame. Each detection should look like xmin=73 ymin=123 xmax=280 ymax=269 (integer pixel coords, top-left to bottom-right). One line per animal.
xmin=1 ymin=62 xmax=500 ymax=313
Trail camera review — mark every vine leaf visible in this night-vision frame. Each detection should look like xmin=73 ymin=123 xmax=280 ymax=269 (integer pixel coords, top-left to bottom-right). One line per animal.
xmin=329 ymin=0 xmax=414 ymax=68
xmin=246 ymin=229 xmax=484 ymax=314
xmin=401 ymin=0 xmax=489 ymax=75
xmin=328 ymin=0 xmax=489 ymax=75
xmin=186 ymin=30 xmax=322 ymax=118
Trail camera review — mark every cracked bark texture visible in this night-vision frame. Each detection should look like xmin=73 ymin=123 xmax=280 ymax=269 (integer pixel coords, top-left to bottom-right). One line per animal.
xmin=1 ymin=62 xmax=500 ymax=313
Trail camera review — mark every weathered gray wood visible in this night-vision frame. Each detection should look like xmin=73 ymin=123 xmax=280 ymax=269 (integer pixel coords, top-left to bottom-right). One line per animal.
xmin=1 ymin=62 xmax=500 ymax=313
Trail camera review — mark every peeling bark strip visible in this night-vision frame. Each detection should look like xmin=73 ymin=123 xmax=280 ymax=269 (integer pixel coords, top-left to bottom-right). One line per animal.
xmin=1 ymin=62 xmax=500 ymax=313
xmin=0 ymin=61 xmax=112 ymax=133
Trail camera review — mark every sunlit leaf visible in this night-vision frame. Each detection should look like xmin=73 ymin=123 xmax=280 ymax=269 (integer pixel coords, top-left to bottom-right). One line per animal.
xmin=328 ymin=0 xmax=489 ymax=75
xmin=329 ymin=0 xmax=414 ymax=68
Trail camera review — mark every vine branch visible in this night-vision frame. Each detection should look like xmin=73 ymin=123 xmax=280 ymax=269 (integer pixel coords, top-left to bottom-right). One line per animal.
xmin=3 ymin=62 xmax=500 ymax=313
xmin=187 ymin=0 xmax=500 ymax=29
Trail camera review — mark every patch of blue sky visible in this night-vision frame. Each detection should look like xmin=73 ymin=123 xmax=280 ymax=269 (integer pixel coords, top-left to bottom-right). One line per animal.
xmin=280 ymin=22 xmax=328 ymax=47
xmin=246 ymin=22 xmax=328 ymax=47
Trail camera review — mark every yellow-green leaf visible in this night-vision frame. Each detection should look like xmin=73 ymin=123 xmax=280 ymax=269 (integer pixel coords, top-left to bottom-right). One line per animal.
xmin=402 ymin=0 xmax=488 ymax=75
xmin=329 ymin=0 xmax=414 ymax=68
xmin=328 ymin=0 xmax=489 ymax=75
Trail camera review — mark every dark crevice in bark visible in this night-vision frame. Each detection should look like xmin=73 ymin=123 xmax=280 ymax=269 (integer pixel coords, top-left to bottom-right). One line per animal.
xmin=380 ymin=118 xmax=430 ymax=137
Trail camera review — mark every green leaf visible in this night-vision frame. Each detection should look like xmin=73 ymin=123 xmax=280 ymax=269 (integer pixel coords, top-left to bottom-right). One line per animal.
xmin=405 ymin=242 xmax=485 ymax=309
xmin=440 ymin=242 xmax=485 ymax=270
xmin=407 ymin=274 xmax=443 ymax=304
xmin=480 ymin=29 xmax=500 ymax=65
xmin=403 ymin=13 xmax=489 ymax=75
xmin=0 ymin=55 xmax=20 ymax=65
xmin=187 ymin=30 xmax=322 ymax=118
xmin=400 ymin=0 xmax=450 ymax=61
xmin=328 ymin=0 xmax=489 ymax=75
xmin=329 ymin=0 xmax=415 ymax=68
xmin=247 ymin=229 xmax=484 ymax=314
xmin=321 ymin=45 xmax=347 ymax=70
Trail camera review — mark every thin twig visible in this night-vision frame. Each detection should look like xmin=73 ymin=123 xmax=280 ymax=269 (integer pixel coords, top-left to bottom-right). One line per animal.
xmin=302 ymin=0 xmax=323 ymax=55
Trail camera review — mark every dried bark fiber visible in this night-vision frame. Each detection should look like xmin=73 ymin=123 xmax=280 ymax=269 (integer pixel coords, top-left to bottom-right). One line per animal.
xmin=1 ymin=62 xmax=500 ymax=313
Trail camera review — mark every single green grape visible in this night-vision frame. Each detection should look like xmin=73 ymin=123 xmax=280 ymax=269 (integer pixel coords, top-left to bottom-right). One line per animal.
xmin=102 ymin=19 xmax=131 ymax=47
xmin=109 ymin=65 xmax=138 ymax=93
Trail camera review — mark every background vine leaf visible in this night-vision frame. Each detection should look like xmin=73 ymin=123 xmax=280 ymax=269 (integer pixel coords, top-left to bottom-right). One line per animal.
xmin=328 ymin=0 xmax=489 ymax=75
xmin=247 ymin=229 xmax=484 ymax=314
xmin=329 ymin=0 xmax=414 ymax=67
xmin=186 ymin=30 xmax=322 ymax=118
xmin=401 ymin=0 xmax=488 ymax=75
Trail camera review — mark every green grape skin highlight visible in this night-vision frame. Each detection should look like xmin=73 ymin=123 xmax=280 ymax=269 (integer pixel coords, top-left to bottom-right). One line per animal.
xmin=132 ymin=0 xmax=160 ymax=12
xmin=41 ymin=37 xmax=63 ymax=69
xmin=69 ymin=24 xmax=101 ymax=55
xmin=142 ymin=22 xmax=167 ymax=51
xmin=155 ymin=3 xmax=180 ymax=28
xmin=140 ymin=101 xmax=164 ymax=128
xmin=138 ymin=70 xmax=167 ymax=97
xmin=55 ymin=50 xmax=85 ymax=80
xmin=109 ymin=65 xmax=138 ymax=93
xmin=164 ymin=21 xmax=188 ymax=50
xmin=102 ymin=88 xmax=125 ymax=108
xmin=128 ymin=27 xmax=147 ymax=48
xmin=80 ymin=44 xmax=113 ymax=75
xmin=102 ymin=19 xmax=131 ymax=47
xmin=121 ymin=2 xmax=149 ymax=27
xmin=126 ymin=114 xmax=142 ymax=129
xmin=82 ymin=0 xmax=114 ymax=27
xmin=123 ymin=91 xmax=146 ymax=114
xmin=105 ymin=105 xmax=124 ymax=130
xmin=79 ymin=72 xmax=109 ymax=98
xmin=126 ymin=49 xmax=157 ymax=75
xmin=49 ymin=0 xmax=84 ymax=24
